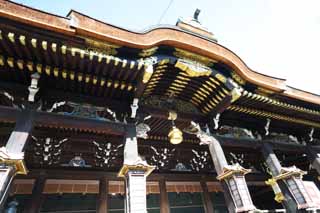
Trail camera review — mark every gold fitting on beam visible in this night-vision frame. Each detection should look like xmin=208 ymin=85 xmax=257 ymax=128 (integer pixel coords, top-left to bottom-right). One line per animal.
xmin=61 ymin=45 xmax=67 ymax=55
xmin=8 ymin=32 xmax=15 ymax=43
xmin=36 ymin=64 xmax=42 ymax=73
xmin=51 ymin=43 xmax=57 ymax=52
xmin=142 ymin=64 xmax=154 ymax=83
xmin=231 ymin=87 xmax=242 ymax=103
xmin=274 ymin=192 xmax=285 ymax=203
xmin=31 ymin=38 xmax=37 ymax=48
xmin=168 ymin=111 xmax=177 ymax=121
xmin=42 ymin=41 xmax=47 ymax=50
xmin=216 ymin=164 xmax=251 ymax=181
xmin=265 ymin=178 xmax=285 ymax=203
xmin=53 ymin=68 xmax=59 ymax=77
xmin=0 ymin=147 xmax=28 ymax=175
xmin=118 ymin=164 xmax=155 ymax=178
xmin=7 ymin=58 xmax=14 ymax=68
xmin=0 ymin=55 xmax=4 ymax=66
xmin=45 ymin=66 xmax=51 ymax=75
xmin=175 ymin=58 xmax=212 ymax=77
xmin=27 ymin=62 xmax=33 ymax=72
xmin=19 ymin=35 xmax=26 ymax=45
xmin=17 ymin=60 xmax=24 ymax=70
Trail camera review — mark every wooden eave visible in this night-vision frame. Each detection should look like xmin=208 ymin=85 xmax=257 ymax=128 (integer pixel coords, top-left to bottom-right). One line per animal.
xmin=0 ymin=0 xmax=319 ymax=140
xmin=0 ymin=0 xmax=319 ymax=106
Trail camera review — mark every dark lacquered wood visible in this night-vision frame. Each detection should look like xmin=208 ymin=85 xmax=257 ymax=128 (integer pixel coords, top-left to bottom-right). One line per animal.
xmin=159 ymin=179 xmax=170 ymax=213
xmin=200 ymin=180 xmax=214 ymax=213
xmin=97 ymin=177 xmax=108 ymax=213
xmin=23 ymin=175 xmax=46 ymax=213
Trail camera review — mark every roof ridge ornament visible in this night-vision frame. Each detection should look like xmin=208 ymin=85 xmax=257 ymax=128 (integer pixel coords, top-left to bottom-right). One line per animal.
xmin=176 ymin=9 xmax=218 ymax=42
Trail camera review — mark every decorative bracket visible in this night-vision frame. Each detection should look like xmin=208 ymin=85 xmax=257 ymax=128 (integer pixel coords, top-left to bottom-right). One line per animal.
xmin=213 ymin=113 xmax=220 ymax=130
xmin=142 ymin=57 xmax=157 ymax=84
xmin=130 ymin=98 xmax=139 ymax=119
xmin=309 ymin=128 xmax=314 ymax=142
xmin=118 ymin=162 xmax=155 ymax=178
xmin=265 ymin=118 xmax=271 ymax=136
xmin=28 ymin=72 xmax=40 ymax=102
xmin=0 ymin=147 xmax=27 ymax=175
xmin=175 ymin=58 xmax=212 ymax=77
xmin=216 ymin=163 xmax=251 ymax=181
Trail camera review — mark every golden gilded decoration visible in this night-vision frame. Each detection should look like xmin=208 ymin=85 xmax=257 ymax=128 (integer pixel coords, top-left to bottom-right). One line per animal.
xmin=51 ymin=43 xmax=57 ymax=52
xmin=175 ymin=58 xmax=212 ymax=77
xmin=142 ymin=66 xmax=153 ymax=84
xmin=168 ymin=111 xmax=178 ymax=121
xmin=173 ymin=48 xmax=216 ymax=67
xmin=118 ymin=164 xmax=155 ymax=178
xmin=36 ymin=64 xmax=42 ymax=73
xmin=8 ymin=32 xmax=15 ymax=43
xmin=42 ymin=41 xmax=47 ymax=50
xmin=0 ymin=55 xmax=4 ymax=66
xmin=0 ymin=159 xmax=28 ymax=175
xmin=31 ymin=38 xmax=37 ymax=48
xmin=215 ymin=73 xmax=227 ymax=83
xmin=0 ymin=148 xmax=28 ymax=175
xmin=216 ymin=164 xmax=251 ymax=181
xmin=231 ymin=71 xmax=246 ymax=85
xmin=17 ymin=60 xmax=24 ymax=70
xmin=158 ymin=58 xmax=170 ymax=65
xmin=27 ymin=62 xmax=33 ymax=72
xmin=7 ymin=58 xmax=14 ymax=68
xmin=61 ymin=45 xmax=67 ymax=54
xmin=139 ymin=47 xmax=158 ymax=57
xmin=230 ymin=88 xmax=242 ymax=103
xmin=84 ymin=37 xmax=120 ymax=55
xmin=274 ymin=192 xmax=285 ymax=203
xmin=19 ymin=35 xmax=26 ymax=45
xmin=265 ymin=178 xmax=285 ymax=203
xmin=168 ymin=126 xmax=183 ymax=144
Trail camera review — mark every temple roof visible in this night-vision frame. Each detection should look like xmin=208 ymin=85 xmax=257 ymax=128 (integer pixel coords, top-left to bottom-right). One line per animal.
xmin=0 ymin=0 xmax=319 ymax=105
xmin=0 ymin=0 xmax=319 ymax=142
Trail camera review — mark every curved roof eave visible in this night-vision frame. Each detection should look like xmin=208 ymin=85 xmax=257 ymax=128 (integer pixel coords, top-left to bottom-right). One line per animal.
xmin=1 ymin=1 xmax=319 ymax=105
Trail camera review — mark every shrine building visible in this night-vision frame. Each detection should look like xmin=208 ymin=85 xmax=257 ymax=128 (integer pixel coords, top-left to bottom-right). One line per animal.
xmin=0 ymin=1 xmax=320 ymax=212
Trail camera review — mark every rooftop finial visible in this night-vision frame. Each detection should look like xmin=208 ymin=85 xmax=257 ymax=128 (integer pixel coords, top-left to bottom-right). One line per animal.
xmin=193 ymin=9 xmax=201 ymax=23
xmin=176 ymin=9 xmax=217 ymax=42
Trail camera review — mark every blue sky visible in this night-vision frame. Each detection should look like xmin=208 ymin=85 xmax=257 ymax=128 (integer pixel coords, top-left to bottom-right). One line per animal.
xmin=12 ymin=0 xmax=320 ymax=94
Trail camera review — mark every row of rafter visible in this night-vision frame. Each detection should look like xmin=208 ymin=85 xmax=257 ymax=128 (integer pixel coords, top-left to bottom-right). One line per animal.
xmin=227 ymin=105 xmax=320 ymax=129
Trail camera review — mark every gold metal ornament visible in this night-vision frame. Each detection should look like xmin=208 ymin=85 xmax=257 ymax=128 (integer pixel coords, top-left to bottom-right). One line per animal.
xmin=168 ymin=126 xmax=183 ymax=145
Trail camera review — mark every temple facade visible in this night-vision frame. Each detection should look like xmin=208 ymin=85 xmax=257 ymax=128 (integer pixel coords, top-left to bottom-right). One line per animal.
xmin=0 ymin=1 xmax=320 ymax=212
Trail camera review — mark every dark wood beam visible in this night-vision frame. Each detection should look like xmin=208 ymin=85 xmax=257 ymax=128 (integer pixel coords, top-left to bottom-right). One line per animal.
xmin=17 ymin=169 xmax=268 ymax=183
xmin=140 ymin=105 xmax=206 ymax=123
xmin=0 ymin=106 xmax=317 ymax=154
xmin=0 ymin=105 xmax=129 ymax=135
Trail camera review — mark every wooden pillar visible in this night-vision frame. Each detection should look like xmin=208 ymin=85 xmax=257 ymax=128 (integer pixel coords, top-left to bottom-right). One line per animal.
xmin=23 ymin=175 xmax=46 ymax=213
xmin=207 ymin=137 xmax=256 ymax=212
xmin=97 ymin=177 xmax=108 ymax=213
xmin=159 ymin=179 xmax=169 ymax=213
xmin=0 ymin=109 xmax=34 ymax=210
xmin=118 ymin=125 xmax=155 ymax=213
xmin=262 ymin=143 xmax=313 ymax=212
xmin=200 ymin=180 xmax=214 ymax=213
xmin=307 ymin=145 xmax=320 ymax=175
